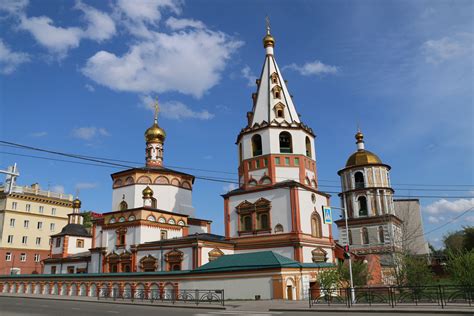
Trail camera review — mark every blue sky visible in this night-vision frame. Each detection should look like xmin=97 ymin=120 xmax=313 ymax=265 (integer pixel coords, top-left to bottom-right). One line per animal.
xmin=0 ymin=0 xmax=472 ymax=249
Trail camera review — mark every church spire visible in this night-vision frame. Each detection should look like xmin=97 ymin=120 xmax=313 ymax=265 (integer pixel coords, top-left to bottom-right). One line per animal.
xmin=247 ymin=19 xmax=301 ymax=127
xmin=144 ymin=97 xmax=166 ymax=167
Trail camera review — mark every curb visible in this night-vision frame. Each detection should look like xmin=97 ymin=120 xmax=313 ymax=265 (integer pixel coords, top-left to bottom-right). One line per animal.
xmin=0 ymin=295 xmax=226 ymax=310
xmin=269 ymin=308 xmax=474 ymax=314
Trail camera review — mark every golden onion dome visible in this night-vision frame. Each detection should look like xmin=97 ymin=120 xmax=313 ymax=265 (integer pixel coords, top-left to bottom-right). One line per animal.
xmin=72 ymin=198 xmax=81 ymax=209
xmin=145 ymin=123 xmax=166 ymax=143
xmin=345 ymin=150 xmax=382 ymax=168
xmin=263 ymin=34 xmax=275 ymax=48
xmin=142 ymin=186 xmax=154 ymax=199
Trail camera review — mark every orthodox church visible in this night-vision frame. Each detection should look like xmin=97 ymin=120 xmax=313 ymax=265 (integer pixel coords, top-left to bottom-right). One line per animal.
xmin=42 ymin=24 xmax=335 ymax=285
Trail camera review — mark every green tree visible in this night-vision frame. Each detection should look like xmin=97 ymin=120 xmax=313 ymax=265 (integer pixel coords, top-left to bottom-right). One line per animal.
xmin=392 ymin=253 xmax=433 ymax=286
xmin=338 ymin=260 xmax=371 ymax=287
xmin=82 ymin=211 xmax=93 ymax=231
xmin=316 ymin=268 xmax=340 ymax=289
xmin=462 ymin=227 xmax=474 ymax=252
xmin=446 ymin=250 xmax=474 ymax=287
xmin=444 ymin=231 xmax=465 ymax=253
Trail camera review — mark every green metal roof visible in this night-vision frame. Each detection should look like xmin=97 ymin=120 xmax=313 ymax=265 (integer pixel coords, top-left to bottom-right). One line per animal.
xmin=194 ymin=251 xmax=334 ymax=273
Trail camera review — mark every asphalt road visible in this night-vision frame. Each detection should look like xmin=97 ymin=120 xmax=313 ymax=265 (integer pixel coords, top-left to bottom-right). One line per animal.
xmin=0 ymin=297 xmax=469 ymax=316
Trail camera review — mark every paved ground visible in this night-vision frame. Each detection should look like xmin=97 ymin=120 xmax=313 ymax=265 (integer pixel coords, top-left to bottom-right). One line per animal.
xmin=0 ymin=297 xmax=472 ymax=316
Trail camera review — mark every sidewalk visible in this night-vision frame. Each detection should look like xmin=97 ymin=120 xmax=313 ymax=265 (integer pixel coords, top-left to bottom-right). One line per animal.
xmin=0 ymin=293 xmax=226 ymax=310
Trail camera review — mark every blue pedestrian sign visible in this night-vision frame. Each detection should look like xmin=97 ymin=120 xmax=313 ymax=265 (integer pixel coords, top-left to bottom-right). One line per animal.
xmin=322 ymin=206 xmax=332 ymax=224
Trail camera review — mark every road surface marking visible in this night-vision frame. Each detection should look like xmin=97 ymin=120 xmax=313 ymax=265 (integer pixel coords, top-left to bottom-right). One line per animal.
xmin=106 ymin=311 xmax=119 ymax=314
xmin=71 ymin=307 xmax=81 ymax=310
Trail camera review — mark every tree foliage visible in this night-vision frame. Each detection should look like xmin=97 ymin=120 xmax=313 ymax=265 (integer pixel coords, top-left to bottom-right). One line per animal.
xmin=316 ymin=268 xmax=340 ymax=289
xmin=393 ymin=253 xmax=433 ymax=286
xmin=338 ymin=260 xmax=371 ymax=287
xmin=82 ymin=211 xmax=93 ymax=231
xmin=446 ymin=250 xmax=474 ymax=287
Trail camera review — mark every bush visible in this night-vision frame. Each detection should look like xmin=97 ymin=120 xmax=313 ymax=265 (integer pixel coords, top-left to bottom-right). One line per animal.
xmin=316 ymin=268 xmax=340 ymax=289
xmin=446 ymin=250 xmax=474 ymax=287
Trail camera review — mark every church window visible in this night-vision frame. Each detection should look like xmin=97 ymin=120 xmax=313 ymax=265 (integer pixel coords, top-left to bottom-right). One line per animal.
xmin=358 ymin=196 xmax=368 ymax=216
xmin=354 ymin=172 xmax=365 ymax=189
xmin=274 ymin=224 xmax=284 ymax=233
xmin=294 ymin=157 xmax=299 ymax=165
xmin=256 ymin=159 xmax=261 ymax=168
xmin=178 ymin=220 xmax=185 ymax=226
xmin=263 ymin=158 xmax=268 ymax=167
xmin=311 ymin=212 xmax=322 ymax=238
xmin=147 ymin=215 xmax=156 ymax=222
xmin=158 ymin=217 xmax=166 ymax=223
xmin=76 ymin=239 xmax=84 ymax=248
xmin=242 ymin=215 xmax=252 ymax=231
xmin=160 ymin=230 xmax=168 ymax=240
xmin=275 ymin=157 xmax=281 ymax=165
xmin=285 ymin=157 xmax=290 ymax=165
xmin=109 ymin=218 xmax=116 ymax=224
xmin=305 ymin=137 xmax=312 ymax=157
xmin=55 ymin=238 xmax=61 ymax=247
xmin=119 ymin=217 xmax=126 ymax=222
xmin=271 ymin=73 xmax=279 ymax=84
xmin=119 ymin=200 xmax=128 ymax=211
xmin=252 ymin=134 xmax=263 ymax=156
xmin=378 ymin=226 xmax=385 ymax=243
xmin=140 ymin=255 xmax=157 ymax=272
xmin=165 ymin=249 xmax=183 ymax=271
xmin=168 ymin=218 xmax=176 ymax=225
xmin=275 ymin=91 xmax=281 ymax=99
xmin=277 ymin=109 xmax=284 ymax=117
xmin=362 ymin=227 xmax=369 ymax=245
xmin=151 ymin=197 xmax=157 ymax=208
xmin=128 ymin=215 xmax=135 ymax=221
xmin=258 ymin=213 xmax=269 ymax=230
xmin=279 ymin=132 xmax=293 ymax=153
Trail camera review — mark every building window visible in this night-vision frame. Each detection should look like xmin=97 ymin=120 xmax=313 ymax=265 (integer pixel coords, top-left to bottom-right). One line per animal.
xmin=51 ymin=266 xmax=56 ymax=274
xmin=22 ymin=236 xmax=27 ymax=245
xmin=294 ymin=157 xmax=299 ymax=165
xmin=9 ymin=218 xmax=15 ymax=227
xmin=358 ymin=196 xmax=368 ymax=216
xmin=5 ymin=252 xmax=12 ymax=261
xmin=55 ymin=238 xmax=61 ymax=247
xmin=284 ymin=157 xmax=290 ymax=165
xmin=39 ymin=206 xmax=44 ymax=213
xmin=160 ymin=230 xmax=168 ymax=240
xmin=76 ymin=239 xmax=84 ymax=248
xmin=24 ymin=220 xmax=29 ymax=228
xmin=279 ymin=132 xmax=293 ymax=153
xmin=348 ymin=230 xmax=353 ymax=245
xmin=11 ymin=202 xmax=17 ymax=210
xmin=20 ymin=253 xmax=26 ymax=262
xmin=36 ymin=237 xmax=41 ymax=245
xmin=165 ymin=249 xmax=183 ymax=271
xmin=263 ymin=158 xmax=268 ymax=167
xmin=242 ymin=215 xmax=252 ymax=231
xmin=378 ymin=226 xmax=385 ymax=243
xmin=50 ymin=223 xmax=55 ymax=231
xmin=256 ymin=159 xmax=261 ymax=168
xmin=119 ymin=200 xmax=128 ymax=211
xmin=354 ymin=172 xmax=365 ymax=189
xmin=237 ymin=198 xmax=271 ymax=233
xmin=251 ymin=134 xmax=262 ymax=156
xmin=274 ymin=224 xmax=284 ymax=233
xmin=305 ymin=136 xmax=312 ymax=157
xmin=362 ymin=227 xmax=369 ymax=245
xmin=25 ymin=204 xmax=30 ymax=212
xmin=7 ymin=235 xmax=13 ymax=244
xmin=275 ymin=157 xmax=280 ymax=165
xmin=67 ymin=266 xmax=75 ymax=274
xmin=51 ymin=208 xmax=56 ymax=215
xmin=140 ymin=255 xmax=157 ymax=272
xmin=37 ymin=222 xmax=43 ymax=230
xmin=258 ymin=213 xmax=270 ymax=230
xmin=34 ymin=254 xmax=40 ymax=262
xmin=311 ymin=212 xmax=322 ymax=238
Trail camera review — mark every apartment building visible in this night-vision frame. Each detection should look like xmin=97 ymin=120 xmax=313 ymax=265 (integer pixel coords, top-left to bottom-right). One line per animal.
xmin=0 ymin=183 xmax=74 ymax=274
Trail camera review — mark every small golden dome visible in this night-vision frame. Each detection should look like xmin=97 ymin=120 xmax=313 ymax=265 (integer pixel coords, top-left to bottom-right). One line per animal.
xmin=345 ymin=150 xmax=382 ymax=168
xmin=263 ymin=34 xmax=275 ymax=48
xmin=145 ymin=123 xmax=166 ymax=143
xmin=355 ymin=131 xmax=364 ymax=142
xmin=142 ymin=186 xmax=154 ymax=198
xmin=72 ymin=198 xmax=81 ymax=209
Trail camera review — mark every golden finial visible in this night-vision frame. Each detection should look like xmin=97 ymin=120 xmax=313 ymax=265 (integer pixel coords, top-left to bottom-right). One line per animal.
xmin=263 ymin=16 xmax=275 ymax=48
xmin=153 ymin=97 xmax=160 ymax=124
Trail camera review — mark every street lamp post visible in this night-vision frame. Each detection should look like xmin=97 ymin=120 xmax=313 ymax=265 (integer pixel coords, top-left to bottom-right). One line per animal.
xmin=327 ymin=205 xmax=355 ymax=303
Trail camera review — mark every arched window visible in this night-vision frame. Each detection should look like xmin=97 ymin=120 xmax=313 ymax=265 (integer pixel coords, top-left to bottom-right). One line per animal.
xmin=305 ymin=137 xmax=312 ymax=157
xmin=151 ymin=197 xmax=157 ymax=209
xmin=119 ymin=201 xmax=128 ymax=211
xmin=311 ymin=212 xmax=322 ymax=238
xmin=378 ymin=226 xmax=385 ymax=243
xmin=252 ymin=134 xmax=262 ymax=156
xmin=362 ymin=227 xmax=369 ymax=245
xmin=274 ymin=224 xmax=283 ymax=233
xmin=354 ymin=172 xmax=365 ymax=189
xmin=243 ymin=215 xmax=252 ymax=231
xmin=259 ymin=213 xmax=269 ymax=229
xmin=358 ymin=196 xmax=368 ymax=216
xmin=279 ymin=132 xmax=292 ymax=153
xmin=276 ymin=109 xmax=284 ymax=118
xmin=348 ymin=229 xmax=353 ymax=245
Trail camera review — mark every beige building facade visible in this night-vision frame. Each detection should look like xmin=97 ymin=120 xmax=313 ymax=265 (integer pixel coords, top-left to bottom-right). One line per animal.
xmin=0 ymin=183 xmax=74 ymax=274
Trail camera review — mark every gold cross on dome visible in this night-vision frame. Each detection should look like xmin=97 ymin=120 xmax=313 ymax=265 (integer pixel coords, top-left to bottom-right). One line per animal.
xmin=154 ymin=97 xmax=160 ymax=123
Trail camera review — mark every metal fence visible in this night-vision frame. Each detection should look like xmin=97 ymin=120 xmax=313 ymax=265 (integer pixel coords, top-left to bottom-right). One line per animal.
xmin=98 ymin=287 xmax=225 ymax=306
xmin=309 ymin=285 xmax=473 ymax=309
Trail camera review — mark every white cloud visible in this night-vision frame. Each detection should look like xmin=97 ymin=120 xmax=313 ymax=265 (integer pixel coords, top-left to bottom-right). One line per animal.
xmin=82 ymin=29 xmax=242 ymax=97
xmin=0 ymin=0 xmax=28 ymax=14
xmin=0 ymin=39 xmax=30 ymax=74
xmin=72 ymin=126 xmax=110 ymax=140
xmin=84 ymin=83 xmax=95 ymax=92
xmin=424 ymin=198 xmax=474 ymax=215
xmin=428 ymin=215 xmax=445 ymax=224
xmin=423 ymin=33 xmax=473 ymax=64
xmin=29 ymin=131 xmax=47 ymax=137
xmin=140 ymin=95 xmax=214 ymax=120
xmin=241 ymin=65 xmax=257 ymax=87
xmin=222 ymin=183 xmax=238 ymax=193
xmin=284 ymin=60 xmax=339 ymax=76
xmin=75 ymin=182 xmax=97 ymax=190
xmin=51 ymin=185 xmax=65 ymax=194
xmin=165 ymin=17 xmax=205 ymax=30
xmin=17 ymin=1 xmax=115 ymax=58
xmin=76 ymin=0 xmax=116 ymax=42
